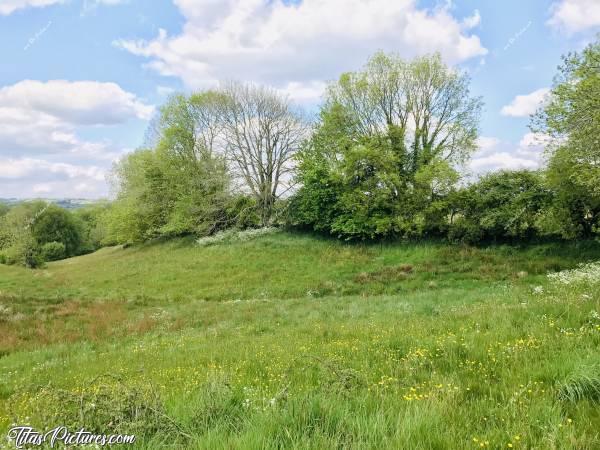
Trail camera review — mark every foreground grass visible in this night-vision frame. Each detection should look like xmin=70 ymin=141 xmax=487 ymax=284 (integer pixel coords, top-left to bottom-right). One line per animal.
xmin=0 ymin=232 xmax=599 ymax=448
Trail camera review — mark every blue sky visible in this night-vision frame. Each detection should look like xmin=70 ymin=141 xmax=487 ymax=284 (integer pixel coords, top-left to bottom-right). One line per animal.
xmin=0 ymin=0 xmax=599 ymax=198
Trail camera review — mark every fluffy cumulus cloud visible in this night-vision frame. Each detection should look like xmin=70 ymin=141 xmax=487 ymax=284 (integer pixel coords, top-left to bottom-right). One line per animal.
xmin=0 ymin=80 xmax=151 ymax=198
xmin=548 ymin=0 xmax=600 ymax=33
xmin=0 ymin=158 xmax=105 ymax=181
xmin=0 ymin=80 xmax=153 ymax=125
xmin=0 ymin=157 xmax=109 ymax=198
xmin=501 ymin=88 xmax=550 ymax=118
xmin=116 ymin=0 xmax=487 ymax=103
xmin=469 ymin=133 xmax=549 ymax=174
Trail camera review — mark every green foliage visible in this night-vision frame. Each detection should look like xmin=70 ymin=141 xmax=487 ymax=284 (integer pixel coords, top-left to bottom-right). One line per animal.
xmin=30 ymin=204 xmax=82 ymax=257
xmin=448 ymin=170 xmax=553 ymax=243
xmin=0 ymin=233 xmax=44 ymax=268
xmin=0 ymin=201 xmax=47 ymax=267
xmin=533 ymin=36 xmax=600 ymax=238
xmin=0 ymin=201 xmax=97 ymax=267
xmin=224 ymin=195 xmax=261 ymax=230
xmin=73 ymin=202 xmax=111 ymax=252
xmin=105 ymin=93 xmax=233 ymax=244
xmin=40 ymin=241 xmax=67 ymax=262
xmin=290 ymin=52 xmax=480 ymax=240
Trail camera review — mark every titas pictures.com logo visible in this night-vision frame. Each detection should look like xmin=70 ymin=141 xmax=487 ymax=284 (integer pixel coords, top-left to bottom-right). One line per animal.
xmin=7 ymin=426 xmax=135 ymax=448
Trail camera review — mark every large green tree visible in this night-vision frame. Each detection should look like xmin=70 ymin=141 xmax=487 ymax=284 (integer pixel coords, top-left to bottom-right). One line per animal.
xmin=106 ymin=93 xmax=233 ymax=243
xmin=533 ymin=37 xmax=600 ymax=237
xmin=291 ymin=52 xmax=482 ymax=239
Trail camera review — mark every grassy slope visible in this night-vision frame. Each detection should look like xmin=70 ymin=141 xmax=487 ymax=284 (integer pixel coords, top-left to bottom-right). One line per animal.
xmin=0 ymin=232 xmax=599 ymax=449
xmin=0 ymin=232 xmax=597 ymax=302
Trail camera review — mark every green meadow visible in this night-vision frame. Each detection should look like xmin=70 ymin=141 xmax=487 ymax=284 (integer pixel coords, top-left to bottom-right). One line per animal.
xmin=1 ymin=231 xmax=599 ymax=449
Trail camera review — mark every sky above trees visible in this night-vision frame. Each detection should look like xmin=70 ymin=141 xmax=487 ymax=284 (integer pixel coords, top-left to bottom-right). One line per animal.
xmin=1 ymin=0 xmax=599 ymax=199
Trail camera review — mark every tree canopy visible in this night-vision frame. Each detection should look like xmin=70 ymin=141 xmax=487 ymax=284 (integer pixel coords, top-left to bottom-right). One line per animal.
xmin=533 ymin=38 xmax=600 ymax=237
xmin=290 ymin=52 xmax=482 ymax=239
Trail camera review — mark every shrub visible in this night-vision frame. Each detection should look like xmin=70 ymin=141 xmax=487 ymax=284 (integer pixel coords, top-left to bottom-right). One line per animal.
xmin=30 ymin=204 xmax=82 ymax=257
xmin=41 ymin=241 xmax=66 ymax=261
xmin=1 ymin=235 xmax=44 ymax=268
xmin=448 ymin=170 xmax=553 ymax=243
xmin=447 ymin=216 xmax=484 ymax=244
xmin=225 ymin=195 xmax=261 ymax=230
xmin=10 ymin=376 xmax=188 ymax=441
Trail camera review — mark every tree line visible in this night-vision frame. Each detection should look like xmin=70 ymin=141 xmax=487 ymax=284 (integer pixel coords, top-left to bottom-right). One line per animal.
xmin=1 ymin=38 xmax=598 ymax=267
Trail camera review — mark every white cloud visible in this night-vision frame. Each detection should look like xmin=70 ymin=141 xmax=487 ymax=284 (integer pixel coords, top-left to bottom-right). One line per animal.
xmin=462 ymin=9 xmax=481 ymax=29
xmin=475 ymin=136 xmax=500 ymax=154
xmin=0 ymin=157 xmax=105 ymax=181
xmin=32 ymin=183 xmax=53 ymax=194
xmin=470 ymin=152 xmax=539 ymax=172
xmin=116 ymin=0 xmax=487 ymax=100
xmin=470 ymin=132 xmax=548 ymax=174
xmin=156 ymin=85 xmax=176 ymax=97
xmin=548 ymin=0 xmax=600 ymax=33
xmin=0 ymin=80 xmax=153 ymax=125
xmin=0 ymin=80 xmax=151 ymax=160
xmin=501 ymin=88 xmax=550 ymax=118
xmin=0 ymin=0 xmax=63 ymax=16
xmin=0 ymin=157 xmax=109 ymax=198
xmin=0 ymin=80 xmax=147 ymax=198
xmin=279 ymin=81 xmax=327 ymax=105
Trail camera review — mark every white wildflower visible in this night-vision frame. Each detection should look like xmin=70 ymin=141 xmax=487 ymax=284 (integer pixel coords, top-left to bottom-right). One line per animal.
xmin=547 ymin=262 xmax=600 ymax=286
xmin=196 ymin=227 xmax=279 ymax=247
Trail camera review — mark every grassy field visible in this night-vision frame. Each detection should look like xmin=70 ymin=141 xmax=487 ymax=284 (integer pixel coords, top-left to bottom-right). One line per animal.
xmin=0 ymin=231 xmax=599 ymax=449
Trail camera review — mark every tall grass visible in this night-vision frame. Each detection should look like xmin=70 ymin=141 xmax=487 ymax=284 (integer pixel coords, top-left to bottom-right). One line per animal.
xmin=0 ymin=233 xmax=599 ymax=448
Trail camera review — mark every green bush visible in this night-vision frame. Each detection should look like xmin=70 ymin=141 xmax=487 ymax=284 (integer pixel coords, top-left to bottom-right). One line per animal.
xmin=31 ymin=204 xmax=82 ymax=257
xmin=2 ymin=237 xmax=44 ymax=268
xmin=447 ymin=170 xmax=553 ymax=243
xmin=447 ymin=216 xmax=483 ymax=244
xmin=73 ymin=202 xmax=111 ymax=254
xmin=0 ymin=201 xmax=88 ymax=267
xmin=41 ymin=241 xmax=66 ymax=261
xmin=225 ymin=195 xmax=261 ymax=230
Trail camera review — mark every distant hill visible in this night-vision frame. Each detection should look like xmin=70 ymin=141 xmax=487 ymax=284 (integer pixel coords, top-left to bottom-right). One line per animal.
xmin=0 ymin=198 xmax=101 ymax=209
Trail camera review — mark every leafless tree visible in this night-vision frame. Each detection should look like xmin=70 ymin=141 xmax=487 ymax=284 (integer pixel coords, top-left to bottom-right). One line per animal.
xmin=219 ymin=82 xmax=309 ymax=225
